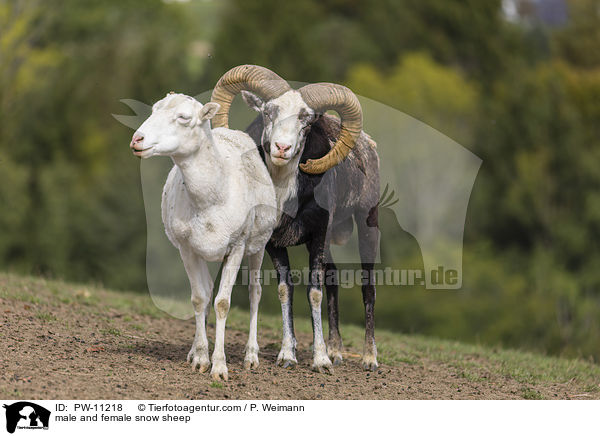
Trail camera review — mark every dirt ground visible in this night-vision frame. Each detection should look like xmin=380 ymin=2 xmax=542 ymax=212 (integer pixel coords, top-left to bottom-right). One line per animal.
xmin=1 ymin=291 xmax=597 ymax=400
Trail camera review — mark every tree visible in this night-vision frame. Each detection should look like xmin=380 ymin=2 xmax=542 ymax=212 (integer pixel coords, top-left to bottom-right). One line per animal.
xmin=346 ymin=52 xmax=479 ymax=145
xmin=205 ymin=0 xmax=532 ymax=86
xmin=0 ymin=0 xmax=194 ymax=290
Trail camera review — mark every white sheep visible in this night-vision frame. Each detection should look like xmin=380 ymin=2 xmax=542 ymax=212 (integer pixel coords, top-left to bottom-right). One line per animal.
xmin=130 ymin=93 xmax=277 ymax=381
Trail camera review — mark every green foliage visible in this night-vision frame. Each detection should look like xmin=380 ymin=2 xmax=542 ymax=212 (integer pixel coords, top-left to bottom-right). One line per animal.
xmin=0 ymin=0 xmax=194 ymax=289
xmin=205 ymin=0 xmax=528 ymax=84
xmin=204 ymin=0 xmax=375 ymax=82
xmin=471 ymin=61 xmax=600 ymax=272
xmin=346 ymin=52 xmax=479 ymax=144
xmin=553 ymin=0 xmax=600 ymax=68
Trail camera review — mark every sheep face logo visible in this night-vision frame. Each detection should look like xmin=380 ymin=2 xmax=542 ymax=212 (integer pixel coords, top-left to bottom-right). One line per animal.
xmin=2 ymin=402 xmax=50 ymax=434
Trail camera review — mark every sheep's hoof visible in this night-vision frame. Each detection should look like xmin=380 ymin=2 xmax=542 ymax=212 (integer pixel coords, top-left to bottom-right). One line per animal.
xmin=312 ymin=363 xmax=334 ymax=375
xmin=278 ymin=359 xmax=297 ymax=369
xmin=188 ymin=348 xmax=210 ymax=372
xmin=210 ymin=369 xmax=228 ymax=381
xmin=327 ymin=349 xmax=343 ymax=366
xmin=312 ymin=355 xmax=334 ymax=374
xmin=243 ymin=355 xmax=259 ymax=370
xmin=210 ymin=360 xmax=228 ymax=381
xmin=211 ymin=372 xmax=228 ymax=381
xmin=361 ymin=356 xmax=378 ymax=372
xmin=276 ymin=348 xmax=297 ymax=369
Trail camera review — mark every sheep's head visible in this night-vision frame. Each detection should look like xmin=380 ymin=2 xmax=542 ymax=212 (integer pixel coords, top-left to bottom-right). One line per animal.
xmin=210 ymin=65 xmax=362 ymax=174
xmin=242 ymin=90 xmax=316 ymax=168
xmin=130 ymin=93 xmax=220 ymax=159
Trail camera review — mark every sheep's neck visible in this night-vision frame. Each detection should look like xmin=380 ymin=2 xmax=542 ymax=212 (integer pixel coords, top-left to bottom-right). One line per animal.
xmin=172 ymin=135 xmax=227 ymax=209
xmin=266 ymin=154 xmax=300 ymax=188
xmin=266 ymin=155 xmax=300 ymax=219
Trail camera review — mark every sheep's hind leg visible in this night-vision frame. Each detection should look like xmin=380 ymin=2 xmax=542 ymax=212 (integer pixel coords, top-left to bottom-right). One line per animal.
xmin=356 ymin=210 xmax=379 ymax=371
xmin=181 ymin=248 xmax=213 ymax=373
xmin=244 ymin=248 xmax=264 ymax=370
xmin=211 ymin=244 xmax=245 ymax=381
xmin=325 ymin=251 xmax=343 ymax=366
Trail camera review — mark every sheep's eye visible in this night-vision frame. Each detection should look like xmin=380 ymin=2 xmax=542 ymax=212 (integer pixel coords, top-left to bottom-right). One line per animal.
xmin=298 ymin=109 xmax=313 ymax=124
xmin=177 ymin=114 xmax=191 ymax=123
xmin=264 ymin=106 xmax=276 ymax=121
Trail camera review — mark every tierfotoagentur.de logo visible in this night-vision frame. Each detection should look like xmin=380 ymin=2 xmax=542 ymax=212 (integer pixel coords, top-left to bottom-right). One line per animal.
xmin=2 ymin=402 xmax=50 ymax=434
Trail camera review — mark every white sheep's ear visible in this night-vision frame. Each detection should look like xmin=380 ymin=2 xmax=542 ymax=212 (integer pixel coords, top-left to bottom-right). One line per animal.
xmin=198 ymin=102 xmax=220 ymax=121
xmin=241 ymin=91 xmax=264 ymax=112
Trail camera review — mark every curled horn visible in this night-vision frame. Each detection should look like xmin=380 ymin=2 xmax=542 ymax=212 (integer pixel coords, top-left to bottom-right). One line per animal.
xmin=210 ymin=65 xmax=291 ymax=128
xmin=298 ymin=83 xmax=363 ymax=174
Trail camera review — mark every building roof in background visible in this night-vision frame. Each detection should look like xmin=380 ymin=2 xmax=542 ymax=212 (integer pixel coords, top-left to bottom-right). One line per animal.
xmin=502 ymin=0 xmax=568 ymax=27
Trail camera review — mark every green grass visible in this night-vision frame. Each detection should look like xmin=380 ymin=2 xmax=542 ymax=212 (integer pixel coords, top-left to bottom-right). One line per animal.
xmin=0 ymin=388 xmax=22 ymax=399
xmin=2 ymin=271 xmax=600 ymax=395
xmin=36 ymin=312 xmax=57 ymax=322
xmin=521 ymin=387 xmax=544 ymax=400
xmin=101 ymin=327 xmax=122 ymax=337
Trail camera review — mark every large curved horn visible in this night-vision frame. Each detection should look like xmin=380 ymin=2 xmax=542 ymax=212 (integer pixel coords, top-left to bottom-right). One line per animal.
xmin=210 ymin=65 xmax=291 ymax=128
xmin=298 ymin=83 xmax=363 ymax=174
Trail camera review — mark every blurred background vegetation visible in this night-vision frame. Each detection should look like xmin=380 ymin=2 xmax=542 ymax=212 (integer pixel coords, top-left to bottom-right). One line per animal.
xmin=1 ymin=0 xmax=600 ymax=360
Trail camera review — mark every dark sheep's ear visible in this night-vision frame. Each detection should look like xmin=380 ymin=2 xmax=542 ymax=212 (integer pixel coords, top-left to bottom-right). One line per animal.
xmin=241 ymin=91 xmax=265 ymax=112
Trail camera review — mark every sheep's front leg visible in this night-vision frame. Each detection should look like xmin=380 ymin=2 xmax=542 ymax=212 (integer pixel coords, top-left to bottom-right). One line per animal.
xmin=244 ymin=249 xmax=264 ymax=370
xmin=307 ymin=240 xmax=333 ymax=374
xmin=180 ymin=248 xmax=213 ymax=373
xmin=267 ymin=244 xmax=298 ymax=369
xmin=211 ymin=244 xmax=245 ymax=381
